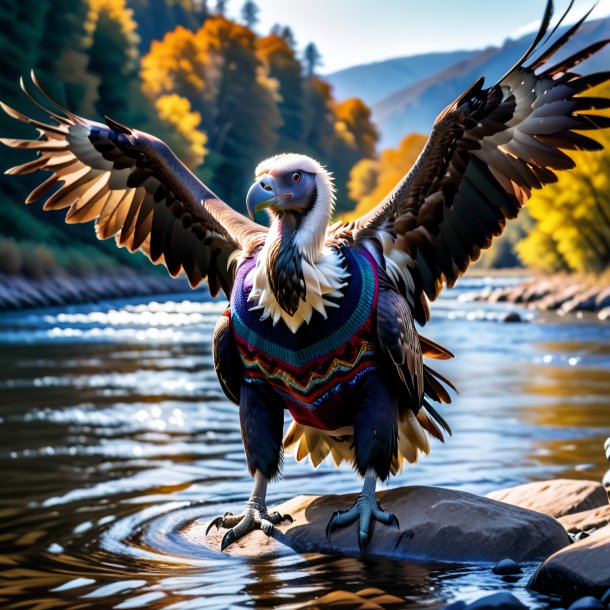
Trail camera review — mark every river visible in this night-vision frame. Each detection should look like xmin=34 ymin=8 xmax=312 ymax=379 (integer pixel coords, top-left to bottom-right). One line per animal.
xmin=0 ymin=277 xmax=608 ymax=609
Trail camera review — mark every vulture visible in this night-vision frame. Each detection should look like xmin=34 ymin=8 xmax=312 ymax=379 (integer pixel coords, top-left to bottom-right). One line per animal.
xmin=3 ymin=1 xmax=610 ymax=551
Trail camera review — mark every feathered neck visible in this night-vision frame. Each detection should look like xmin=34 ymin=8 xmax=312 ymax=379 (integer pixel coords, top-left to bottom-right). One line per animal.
xmin=246 ymin=172 xmax=349 ymax=333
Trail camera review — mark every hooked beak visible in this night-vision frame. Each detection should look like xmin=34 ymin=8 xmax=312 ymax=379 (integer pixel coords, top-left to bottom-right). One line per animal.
xmin=246 ymin=176 xmax=292 ymax=220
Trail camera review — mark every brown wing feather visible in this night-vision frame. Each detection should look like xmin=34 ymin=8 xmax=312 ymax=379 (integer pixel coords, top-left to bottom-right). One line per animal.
xmin=351 ymin=0 xmax=610 ymax=323
xmin=1 ymin=73 xmax=267 ymax=297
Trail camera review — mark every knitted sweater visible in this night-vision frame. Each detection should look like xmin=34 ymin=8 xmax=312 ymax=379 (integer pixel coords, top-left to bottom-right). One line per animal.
xmin=231 ymin=246 xmax=379 ymax=430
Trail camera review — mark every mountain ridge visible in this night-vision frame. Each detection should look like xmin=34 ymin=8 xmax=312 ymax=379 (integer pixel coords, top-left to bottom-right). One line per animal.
xmin=326 ymin=17 xmax=610 ymax=148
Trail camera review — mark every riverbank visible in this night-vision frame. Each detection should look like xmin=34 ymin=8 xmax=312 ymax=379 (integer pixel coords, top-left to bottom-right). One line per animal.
xmin=0 ymin=270 xmax=195 ymax=311
xmin=470 ymin=274 xmax=610 ymax=320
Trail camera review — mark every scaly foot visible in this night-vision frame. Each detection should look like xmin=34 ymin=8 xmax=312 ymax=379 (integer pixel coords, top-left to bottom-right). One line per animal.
xmin=326 ymin=490 xmax=399 ymax=551
xmin=206 ymin=500 xmax=293 ymax=550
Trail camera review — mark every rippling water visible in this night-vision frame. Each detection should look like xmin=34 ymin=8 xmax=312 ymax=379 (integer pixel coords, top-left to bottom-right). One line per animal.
xmin=0 ymin=277 xmax=608 ymax=609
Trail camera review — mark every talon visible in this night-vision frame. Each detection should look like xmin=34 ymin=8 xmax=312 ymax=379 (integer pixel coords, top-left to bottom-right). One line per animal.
xmin=206 ymin=516 xmax=224 ymax=535
xmin=260 ymin=519 xmax=275 ymax=536
xmin=282 ymin=513 xmax=294 ymax=524
xmin=221 ymin=528 xmax=237 ymax=551
xmin=392 ymin=514 xmax=400 ymax=530
xmin=326 ymin=510 xmax=340 ymax=540
xmin=358 ymin=529 xmax=369 ymax=552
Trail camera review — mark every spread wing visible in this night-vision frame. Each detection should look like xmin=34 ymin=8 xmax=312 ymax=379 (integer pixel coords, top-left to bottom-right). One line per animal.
xmin=1 ymin=73 xmax=267 ymax=297
xmin=352 ymin=1 xmax=610 ymax=324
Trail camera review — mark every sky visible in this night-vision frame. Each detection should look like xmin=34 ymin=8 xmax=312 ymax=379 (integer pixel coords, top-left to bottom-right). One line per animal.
xmin=221 ymin=0 xmax=610 ymax=73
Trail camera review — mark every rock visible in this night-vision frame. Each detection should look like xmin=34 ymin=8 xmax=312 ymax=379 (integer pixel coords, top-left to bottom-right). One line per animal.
xmin=488 ymin=479 xmax=609 ymax=518
xmin=560 ymin=287 xmax=600 ymax=314
xmin=595 ymin=287 xmax=610 ymax=310
xmin=467 ymin=592 xmax=528 ymax=609
xmin=502 ymin=312 xmax=522 ymax=323
xmin=599 ymin=307 xmax=610 ymax=322
xmin=299 ymin=588 xmax=405 ymax=607
xmin=529 ymin=524 xmax=610 ymax=599
xmin=559 ymin=505 xmax=610 ymax=534
xmin=566 ymin=597 xmax=604 ymax=609
xmin=195 ymin=486 xmax=571 ymax=562
xmin=492 ymin=558 xmax=522 ymax=575
xmin=443 ymin=602 xmax=467 ymax=610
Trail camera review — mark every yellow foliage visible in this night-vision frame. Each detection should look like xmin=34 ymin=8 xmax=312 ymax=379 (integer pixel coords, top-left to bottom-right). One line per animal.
xmin=141 ymin=26 xmax=208 ymax=98
xmin=517 ymin=82 xmax=610 ymax=274
xmin=344 ymin=133 xmax=427 ymax=221
xmin=334 ymin=98 xmax=377 ymax=159
xmin=155 ymin=94 xmax=207 ymax=167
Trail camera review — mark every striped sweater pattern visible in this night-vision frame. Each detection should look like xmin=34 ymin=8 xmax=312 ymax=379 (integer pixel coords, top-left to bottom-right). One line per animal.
xmin=231 ymin=246 xmax=379 ymax=430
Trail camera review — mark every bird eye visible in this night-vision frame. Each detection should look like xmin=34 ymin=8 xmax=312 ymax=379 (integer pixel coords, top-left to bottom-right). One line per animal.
xmin=292 ymin=171 xmax=301 ymax=183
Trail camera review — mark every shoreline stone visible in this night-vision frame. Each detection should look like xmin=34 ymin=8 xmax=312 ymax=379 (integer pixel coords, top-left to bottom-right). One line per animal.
xmin=472 ymin=275 xmax=610 ymax=318
xmin=487 ymin=479 xmax=609 ymax=519
xmin=0 ymin=271 xmax=196 ymax=311
xmin=193 ymin=486 xmax=571 ymax=563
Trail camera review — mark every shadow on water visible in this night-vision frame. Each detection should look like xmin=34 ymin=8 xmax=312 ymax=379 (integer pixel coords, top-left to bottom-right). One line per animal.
xmin=0 ymin=279 xmax=608 ymax=609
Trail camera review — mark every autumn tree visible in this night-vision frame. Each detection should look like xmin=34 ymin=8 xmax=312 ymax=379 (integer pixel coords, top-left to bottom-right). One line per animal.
xmin=141 ymin=16 xmax=280 ymax=201
xmin=517 ymin=131 xmax=610 ymax=274
xmin=87 ymin=0 xmax=140 ymax=121
xmin=345 ymin=133 xmax=428 ymax=220
xmin=258 ymin=34 xmax=305 ymax=148
xmin=127 ymin=0 xmax=208 ymax=54
xmin=330 ymin=97 xmax=378 ymax=212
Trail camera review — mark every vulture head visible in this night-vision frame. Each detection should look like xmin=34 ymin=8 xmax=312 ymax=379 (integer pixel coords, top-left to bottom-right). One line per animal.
xmin=244 ymin=154 xmax=347 ymax=332
xmin=246 ymin=153 xmax=335 ymax=259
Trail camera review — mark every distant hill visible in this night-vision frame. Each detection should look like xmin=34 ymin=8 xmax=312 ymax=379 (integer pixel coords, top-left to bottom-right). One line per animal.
xmin=326 ymin=17 xmax=610 ymax=148
xmin=325 ymin=50 xmax=480 ymax=106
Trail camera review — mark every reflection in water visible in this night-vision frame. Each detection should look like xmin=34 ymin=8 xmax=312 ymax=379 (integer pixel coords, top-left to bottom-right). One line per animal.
xmin=0 ymin=279 xmax=608 ymax=609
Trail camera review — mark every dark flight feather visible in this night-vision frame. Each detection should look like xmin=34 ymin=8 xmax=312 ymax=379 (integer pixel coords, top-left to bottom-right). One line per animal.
xmin=0 ymin=73 xmax=268 ymax=297
xmin=348 ymin=0 xmax=610 ymax=322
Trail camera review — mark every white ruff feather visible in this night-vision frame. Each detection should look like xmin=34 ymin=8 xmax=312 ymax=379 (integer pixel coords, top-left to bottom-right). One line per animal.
xmin=246 ymin=154 xmax=349 ymax=334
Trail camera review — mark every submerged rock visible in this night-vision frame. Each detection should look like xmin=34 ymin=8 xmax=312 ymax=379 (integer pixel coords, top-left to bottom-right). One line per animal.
xmin=492 ymin=558 xmax=522 ymax=575
xmin=529 ymin=524 xmax=610 ymax=599
xmin=488 ymin=479 xmax=609 ymax=519
xmin=567 ymin=596 xmax=604 ymax=609
xmin=195 ymin=486 xmax=570 ymax=562
xmin=466 ymin=592 xmax=528 ymax=609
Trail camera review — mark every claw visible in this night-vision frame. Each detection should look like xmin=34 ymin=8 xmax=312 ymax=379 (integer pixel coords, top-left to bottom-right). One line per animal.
xmin=221 ymin=529 xmax=237 ymax=551
xmin=358 ymin=528 xmax=369 ymax=553
xmin=326 ymin=510 xmax=340 ymax=540
xmin=207 ymin=505 xmax=290 ymax=551
xmin=205 ymin=516 xmax=224 ymax=535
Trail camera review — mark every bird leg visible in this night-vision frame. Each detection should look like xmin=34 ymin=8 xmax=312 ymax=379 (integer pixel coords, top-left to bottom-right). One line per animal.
xmin=206 ymin=470 xmax=293 ymax=551
xmin=326 ymin=468 xmax=399 ymax=551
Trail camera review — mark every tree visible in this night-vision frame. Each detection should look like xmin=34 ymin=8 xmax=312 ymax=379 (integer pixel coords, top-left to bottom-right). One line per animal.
xmin=215 ymin=0 xmax=227 ymax=15
xmin=241 ymin=0 xmax=259 ymax=28
xmin=127 ymin=0 xmax=209 ymax=55
xmin=271 ymin=24 xmax=295 ymax=49
xmin=141 ymin=16 xmax=281 ymax=201
xmin=330 ymin=98 xmax=379 ymax=213
xmin=154 ymin=94 xmax=207 ymax=167
xmin=344 ymin=133 xmax=428 ymax=221
xmin=258 ymin=34 xmax=305 ymax=147
xmin=303 ymin=42 xmax=322 ymax=77
xmin=86 ymin=0 xmax=140 ymax=121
